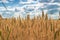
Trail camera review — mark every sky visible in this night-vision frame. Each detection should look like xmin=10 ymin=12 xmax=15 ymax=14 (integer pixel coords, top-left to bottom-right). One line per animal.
xmin=0 ymin=0 xmax=60 ymax=19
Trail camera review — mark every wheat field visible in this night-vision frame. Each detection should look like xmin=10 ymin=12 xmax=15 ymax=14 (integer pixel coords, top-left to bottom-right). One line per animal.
xmin=0 ymin=12 xmax=60 ymax=40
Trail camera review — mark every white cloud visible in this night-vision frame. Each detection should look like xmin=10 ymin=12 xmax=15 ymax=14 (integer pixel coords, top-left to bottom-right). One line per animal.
xmin=20 ymin=2 xmax=32 ymax=4
xmin=1 ymin=0 xmax=9 ymax=3
xmin=0 ymin=6 xmax=15 ymax=12
xmin=48 ymin=12 xmax=59 ymax=19
xmin=0 ymin=7 xmax=6 ymax=11
xmin=27 ymin=0 xmax=33 ymax=2
xmin=2 ymin=0 xmax=6 ymax=2
xmin=21 ymin=2 xmax=45 ymax=10
xmin=19 ymin=2 xmax=60 ymax=10
xmin=19 ymin=0 xmax=38 ymax=4
xmin=14 ymin=12 xmax=20 ymax=18
xmin=0 ymin=12 xmax=2 ymax=15
xmin=49 ymin=8 xmax=60 ymax=12
xmin=44 ymin=3 xmax=60 ymax=6
xmin=7 ymin=8 xmax=15 ymax=11
xmin=50 ymin=0 xmax=54 ymax=2
xmin=17 ymin=7 xmax=25 ymax=12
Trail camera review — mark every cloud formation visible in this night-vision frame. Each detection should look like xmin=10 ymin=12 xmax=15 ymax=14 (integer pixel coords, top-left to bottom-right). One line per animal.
xmin=0 ymin=0 xmax=60 ymax=19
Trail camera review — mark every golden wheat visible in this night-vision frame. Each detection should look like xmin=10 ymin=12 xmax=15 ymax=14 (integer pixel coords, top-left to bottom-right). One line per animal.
xmin=0 ymin=12 xmax=60 ymax=40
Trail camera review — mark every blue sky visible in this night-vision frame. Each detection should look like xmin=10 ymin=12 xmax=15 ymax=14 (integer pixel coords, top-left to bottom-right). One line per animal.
xmin=0 ymin=0 xmax=60 ymax=19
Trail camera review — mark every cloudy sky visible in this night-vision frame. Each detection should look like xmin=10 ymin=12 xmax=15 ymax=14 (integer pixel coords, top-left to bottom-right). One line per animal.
xmin=0 ymin=0 xmax=60 ymax=19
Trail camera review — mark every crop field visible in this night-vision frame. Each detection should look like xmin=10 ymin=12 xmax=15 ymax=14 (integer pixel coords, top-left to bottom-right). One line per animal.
xmin=0 ymin=12 xmax=60 ymax=40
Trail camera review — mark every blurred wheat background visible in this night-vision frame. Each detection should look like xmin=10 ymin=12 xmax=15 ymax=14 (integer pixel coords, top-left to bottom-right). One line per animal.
xmin=0 ymin=11 xmax=60 ymax=40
